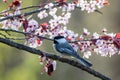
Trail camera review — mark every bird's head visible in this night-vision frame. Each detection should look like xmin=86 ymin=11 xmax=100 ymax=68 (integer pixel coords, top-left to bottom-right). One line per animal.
xmin=54 ymin=36 xmax=67 ymax=44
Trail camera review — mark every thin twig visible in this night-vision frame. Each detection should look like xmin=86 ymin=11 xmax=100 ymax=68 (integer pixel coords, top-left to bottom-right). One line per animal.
xmin=0 ymin=1 xmax=53 ymax=14
xmin=0 ymin=32 xmax=8 ymax=38
xmin=0 ymin=8 xmax=47 ymax=22
xmin=0 ymin=1 xmax=102 ymax=14
xmin=0 ymin=5 xmax=44 ymax=14
xmin=0 ymin=28 xmax=101 ymax=42
xmin=0 ymin=2 xmax=58 ymax=22
xmin=0 ymin=28 xmax=53 ymax=41
xmin=0 ymin=37 xmax=111 ymax=80
xmin=0 ymin=28 xmax=114 ymax=44
xmin=0 ymin=2 xmax=102 ymax=22
xmin=0 ymin=32 xmax=25 ymax=40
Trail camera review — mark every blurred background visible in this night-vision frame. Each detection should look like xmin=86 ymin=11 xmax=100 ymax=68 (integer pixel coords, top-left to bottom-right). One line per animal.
xmin=0 ymin=0 xmax=120 ymax=80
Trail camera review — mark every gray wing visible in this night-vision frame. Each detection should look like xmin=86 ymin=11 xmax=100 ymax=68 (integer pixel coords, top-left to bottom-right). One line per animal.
xmin=54 ymin=42 xmax=92 ymax=67
xmin=57 ymin=42 xmax=78 ymax=57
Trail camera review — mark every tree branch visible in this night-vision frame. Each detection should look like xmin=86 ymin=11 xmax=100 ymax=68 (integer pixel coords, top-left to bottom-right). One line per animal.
xmin=0 ymin=2 xmax=102 ymax=22
xmin=0 ymin=5 xmax=40 ymax=14
xmin=0 ymin=28 xmax=53 ymax=41
xmin=0 ymin=37 xmax=111 ymax=80
xmin=0 ymin=2 xmax=59 ymax=22
xmin=0 ymin=8 xmax=48 ymax=22
xmin=0 ymin=28 xmax=113 ymax=44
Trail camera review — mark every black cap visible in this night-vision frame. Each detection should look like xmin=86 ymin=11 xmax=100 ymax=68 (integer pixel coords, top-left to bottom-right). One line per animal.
xmin=54 ymin=36 xmax=65 ymax=39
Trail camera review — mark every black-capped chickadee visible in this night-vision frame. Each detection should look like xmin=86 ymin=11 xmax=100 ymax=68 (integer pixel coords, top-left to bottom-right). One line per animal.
xmin=53 ymin=36 xmax=92 ymax=67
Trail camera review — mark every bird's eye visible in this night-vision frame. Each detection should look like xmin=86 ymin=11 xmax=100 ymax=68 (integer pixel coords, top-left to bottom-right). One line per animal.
xmin=54 ymin=40 xmax=59 ymax=44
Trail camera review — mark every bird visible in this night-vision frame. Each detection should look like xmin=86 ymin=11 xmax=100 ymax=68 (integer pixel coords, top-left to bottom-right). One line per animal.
xmin=53 ymin=36 xmax=92 ymax=67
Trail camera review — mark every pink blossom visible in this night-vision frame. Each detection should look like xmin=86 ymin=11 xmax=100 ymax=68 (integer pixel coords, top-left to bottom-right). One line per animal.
xmin=1 ymin=19 xmax=11 ymax=29
xmin=3 ymin=0 xmax=7 ymax=3
xmin=76 ymin=0 xmax=109 ymax=13
xmin=78 ymin=35 xmax=84 ymax=41
xmin=62 ymin=3 xmax=75 ymax=11
xmin=25 ymin=36 xmax=38 ymax=48
xmin=115 ymin=33 xmax=120 ymax=39
xmin=95 ymin=40 xmax=104 ymax=47
xmin=92 ymin=32 xmax=100 ymax=39
xmin=102 ymin=28 xmax=107 ymax=33
xmin=26 ymin=19 xmax=39 ymax=32
xmin=44 ymin=3 xmax=54 ymax=9
xmin=67 ymin=3 xmax=75 ymax=11
xmin=71 ymin=43 xmax=79 ymax=52
xmin=52 ymin=61 xmax=57 ymax=71
xmin=41 ymin=59 xmax=57 ymax=76
xmin=9 ymin=0 xmax=22 ymax=10
xmin=83 ymin=28 xmax=90 ymax=36
xmin=96 ymin=0 xmax=109 ymax=9
xmin=11 ymin=19 xmax=21 ymax=30
xmin=49 ymin=8 xmax=57 ymax=16
xmin=14 ymin=9 xmax=21 ymax=15
xmin=39 ymin=55 xmax=46 ymax=65
xmin=38 ymin=10 xmax=48 ymax=19
xmin=83 ymin=51 xmax=91 ymax=59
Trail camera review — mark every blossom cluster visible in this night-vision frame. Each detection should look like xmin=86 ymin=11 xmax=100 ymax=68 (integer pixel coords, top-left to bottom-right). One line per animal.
xmin=1 ymin=0 xmax=22 ymax=30
xmin=39 ymin=56 xmax=56 ymax=76
xmin=75 ymin=28 xmax=119 ymax=58
xmin=0 ymin=0 xmax=113 ymax=76
xmin=76 ymin=0 xmax=109 ymax=13
xmin=1 ymin=0 xmax=115 ymax=58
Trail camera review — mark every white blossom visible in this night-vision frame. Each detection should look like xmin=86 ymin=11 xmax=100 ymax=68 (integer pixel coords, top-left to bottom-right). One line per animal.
xmin=11 ymin=19 xmax=21 ymax=30
xmin=83 ymin=28 xmax=90 ymax=35
xmin=38 ymin=10 xmax=48 ymax=19
xmin=92 ymin=32 xmax=100 ymax=39
xmin=52 ymin=61 xmax=57 ymax=71
xmin=49 ymin=8 xmax=57 ymax=16
xmin=83 ymin=51 xmax=91 ymax=59
xmin=44 ymin=3 xmax=54 ymax=9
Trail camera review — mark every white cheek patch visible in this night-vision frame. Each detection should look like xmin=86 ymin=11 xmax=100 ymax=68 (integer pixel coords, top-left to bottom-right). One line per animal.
xmin=57 ymin=38 xmax=67 ymax=43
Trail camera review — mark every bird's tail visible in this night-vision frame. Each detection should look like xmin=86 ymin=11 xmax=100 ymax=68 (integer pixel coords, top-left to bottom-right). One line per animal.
xmin=75 ymin=55 xmax=92 ymax=67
